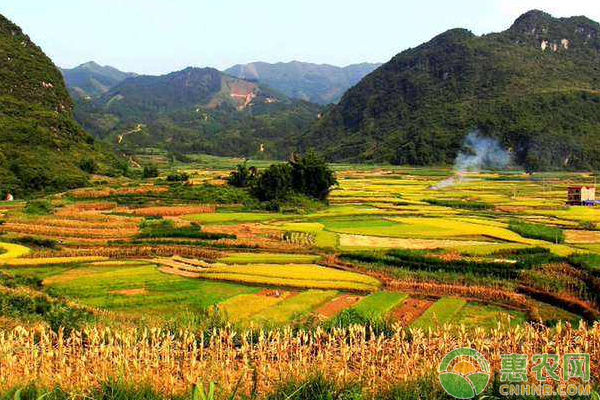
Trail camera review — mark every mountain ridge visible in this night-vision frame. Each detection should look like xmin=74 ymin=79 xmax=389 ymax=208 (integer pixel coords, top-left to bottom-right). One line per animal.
xmin=61 ymin=61 xmax=137 ymax=99
xmin=224 ymin=60 xmax=381 ymax=104
xmin=300 ymin=10 xmax=600 ymax=170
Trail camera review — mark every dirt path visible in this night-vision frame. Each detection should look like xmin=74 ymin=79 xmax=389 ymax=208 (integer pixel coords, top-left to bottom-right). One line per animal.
xmin=117 ymin=124 xmax=144 ymax=144
xmin=389 ymin=297 xmax=434 ymax=325
xmin=314 ymin=294 xmax=364 ymax=318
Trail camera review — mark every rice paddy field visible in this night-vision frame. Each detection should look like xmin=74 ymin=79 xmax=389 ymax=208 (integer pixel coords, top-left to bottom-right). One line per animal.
xmin=2 ymin=164 xmax=600 ymax=330
xmin=4 ymin=160 xmax=600 ymax=397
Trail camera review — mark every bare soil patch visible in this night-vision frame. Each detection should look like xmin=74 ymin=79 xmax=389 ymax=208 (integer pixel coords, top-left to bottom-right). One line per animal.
xmin=314 ymin=294 xmax=364 ymax=318
xmin=389 ymin=297 xmax=434 ymax=325
xmin=256 ymin=288 xmax=298 ymax=299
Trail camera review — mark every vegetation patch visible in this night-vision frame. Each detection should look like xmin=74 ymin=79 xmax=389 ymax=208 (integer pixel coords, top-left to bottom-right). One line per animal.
xmin=351 ymin=291 xmax=408 ymax=318
xmin=508 ymin=219 xmax=565 ymax=243
xmin=410 ymin=297 xmax=467 ymax=329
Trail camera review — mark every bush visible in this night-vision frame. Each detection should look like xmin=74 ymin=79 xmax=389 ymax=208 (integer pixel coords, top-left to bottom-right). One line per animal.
xmin=136 ymin=222 xmax=236 ymax=240
xmin=166 ymin=172 xmax=189 ymax=182
xmin=508 ymin=219 xmax=564 ymax=243
xmin=424 ymin=198 xmax=492 ymax=210
xmin=8 ymin=236 xmax=58 ymax=249
xmin=142 ymin=165 xmax=159 ymax=179
xmin=578 ymin=220 xmax=597 ymax=230
xmin=79 ymin=158 xmax=98 ymax=174
xmin=23 ymin=200 xmax=53 ymax=215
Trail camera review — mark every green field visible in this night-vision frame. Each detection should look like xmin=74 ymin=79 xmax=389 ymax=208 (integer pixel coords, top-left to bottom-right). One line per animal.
xmin=249 ymin=290 xmax=338 ymax=324
xmin=411 ymin=297 xmax=468 ymax=329
xmin=351 ymin=291 xmax=408 ymax=317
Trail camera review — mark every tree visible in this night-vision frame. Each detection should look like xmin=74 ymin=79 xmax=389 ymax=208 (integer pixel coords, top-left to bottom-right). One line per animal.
xmin=227 ymin=161 xmax=257 ymax=188
xmin=289 ymin=151 xmax=338 ymax=201
xmin=252 ymin=163 xmax=293 ymax=201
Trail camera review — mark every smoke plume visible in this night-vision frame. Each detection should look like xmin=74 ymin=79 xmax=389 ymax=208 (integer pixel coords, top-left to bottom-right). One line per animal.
xmin=430 ymin=130 xmax=513 ymax=189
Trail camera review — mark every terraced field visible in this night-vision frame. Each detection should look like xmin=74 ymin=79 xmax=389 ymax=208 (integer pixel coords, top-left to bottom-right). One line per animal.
xmin=1 ymin=163 xmax=599 ymax=327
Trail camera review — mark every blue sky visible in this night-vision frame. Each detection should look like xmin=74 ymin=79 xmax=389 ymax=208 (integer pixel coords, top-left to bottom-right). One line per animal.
xmin=1 ymin=0 xmax=598 ymax=75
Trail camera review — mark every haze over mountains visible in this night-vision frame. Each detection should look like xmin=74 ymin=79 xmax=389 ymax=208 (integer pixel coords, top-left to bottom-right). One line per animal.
xmin=224 ymin=61 xmax=381 ymax=104
xmin=61 ymin=61 xmax=137 ymax=99
xmin=301 ymin=10 xmax=600 ymax=170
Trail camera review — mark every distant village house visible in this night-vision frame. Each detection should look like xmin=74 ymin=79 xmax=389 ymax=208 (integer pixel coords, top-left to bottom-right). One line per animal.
xmin=567 ymin=185 xmax=596 ymax=205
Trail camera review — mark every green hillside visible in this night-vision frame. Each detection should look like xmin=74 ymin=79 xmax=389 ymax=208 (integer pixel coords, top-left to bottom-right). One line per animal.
xmin=0 ymin=14 xmax=120 ymax=196
xmin=301 ymin=10 xmax=600 ymax=170
xmin=75 ymin=67 xmax=323 ymax=159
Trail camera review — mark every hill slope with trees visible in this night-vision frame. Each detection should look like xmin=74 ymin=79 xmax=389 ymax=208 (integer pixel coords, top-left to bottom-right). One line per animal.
xmin=75 ymin=67 xmax=323 ymax=159
xmin=301 ymin=10 xmax=600 ymax=170
xmin=0 ymin=14 xmax=120 ymax=196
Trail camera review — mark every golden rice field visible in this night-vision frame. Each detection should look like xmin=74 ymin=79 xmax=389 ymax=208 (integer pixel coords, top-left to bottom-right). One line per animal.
xmin=2 ymin=164 xmax=600 ymax=397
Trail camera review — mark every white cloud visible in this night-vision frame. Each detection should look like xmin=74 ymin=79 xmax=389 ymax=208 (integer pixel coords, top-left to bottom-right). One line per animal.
xmin=496 ymin=0 xmax=600 ymax=22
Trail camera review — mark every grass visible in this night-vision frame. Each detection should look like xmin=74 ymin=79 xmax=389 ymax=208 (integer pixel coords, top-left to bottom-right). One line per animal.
xmin=410 ymin=297 xmax=467 ymax=329
xmin=450 ymin=301 xmax=527 ymax=329
xmin=351 ymin=291 xmax=408 ymax=317
xmin=45 ymin=264 xmax=257 ymax=317
xmin=250 ymin=290 xmax=338 ymax=324
xmin=218 ymin=253 xmax=321 ymax=264
xmin=0 ymin=242 xmax=30 ymax=259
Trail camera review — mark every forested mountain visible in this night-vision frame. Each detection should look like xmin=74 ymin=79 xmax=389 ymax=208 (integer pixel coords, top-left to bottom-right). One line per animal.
xmin=75 ymin=67 xmax=322 ymax=159
xmin=61 ymin=61 xmax=137 ymax=99
xmin=0 ymin=14 xmax=120 ymax=195
xmin=224 ymin=61 xmax=381 ymax=104
xmin=301 ymin=10 xmax=600 ymax=170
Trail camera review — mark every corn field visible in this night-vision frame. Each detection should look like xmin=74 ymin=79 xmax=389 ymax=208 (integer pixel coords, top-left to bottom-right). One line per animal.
xmin=25 ymin=246 xmax=222 ymax=260
xmin=1 ymin=322 xmax=599 ymax=397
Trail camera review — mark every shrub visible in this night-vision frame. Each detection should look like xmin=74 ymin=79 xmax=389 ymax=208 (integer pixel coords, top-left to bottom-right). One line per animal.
xmin=423 ymin=198 xmax=492 ymax=210
xmin=289 ymin=152 xmax=338 ymax=201
xmin=166 ymin=172 xmax=189 ymax=182
xmin=508 ymin=219 xmax=564 ymax=243
xmin=136 ymin=223 xmax=235 ymax=240
xmin=578 ymin=220 xmax=597 ymax=230
xmin=23 ymin=200 xmax=53 ymax=215
xmin=142 ymin=165 xmax=159 ymax=179
xmin=79 ymin=158 xmax=98 ymax=174
xmin=8 ymin=236 xmax=58 ymax=249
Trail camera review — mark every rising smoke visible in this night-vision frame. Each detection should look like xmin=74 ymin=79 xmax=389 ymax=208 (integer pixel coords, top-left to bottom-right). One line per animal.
xmin=430 ymin=130 xmax=513 ymax=189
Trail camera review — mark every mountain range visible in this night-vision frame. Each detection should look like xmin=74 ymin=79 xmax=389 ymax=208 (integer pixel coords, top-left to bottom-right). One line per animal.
xmin=224 ymin=61 xmax=381 ymax=104
xmin=73 ymin=67 xmax=322 ymax=158
xmin=301 ymin=10 xmax=600 ymax=170
xmin=61 ymin=61 xmax=137 ymax=99
xmin=0 ymin=14 xmax=118 ymax=195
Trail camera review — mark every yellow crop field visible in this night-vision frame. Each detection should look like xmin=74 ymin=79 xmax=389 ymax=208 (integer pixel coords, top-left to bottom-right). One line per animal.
xmin=202 ymin=263 xmax=380 ymax=287
xmin=218 ymin=293 xmax=283 ymax=322
xmin=198 ymin=272 xmax=379 ymax=291
xmin=0 ymin=256 xmax=108 ymax=265
xmin=0 ymin=242 xmax=30 ymax=259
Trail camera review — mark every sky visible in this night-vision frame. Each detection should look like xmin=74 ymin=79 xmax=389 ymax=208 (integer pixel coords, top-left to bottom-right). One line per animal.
xmin=1 ymin=0 xmax=599 ymax=75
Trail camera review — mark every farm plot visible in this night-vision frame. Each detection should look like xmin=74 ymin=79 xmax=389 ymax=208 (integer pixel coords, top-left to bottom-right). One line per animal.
xmin=351 ymin=291 xmax=408 ymax=317
xmin=0 ymin=243 xmax=29 ymax=259
xmin=249 ymin=290 xmax=338 ymax=324
xmin=218 ymin=291 xmax=287 ymax=322
xmin=218 ymin=252 xmax=321 ymax=264
xmin=44 ymin=264 xmax=257 ymax=317
xmin=410 ymin=297 xmax=467 ymax=329
xmin=450 ymin=301 xmax=527 ymax=329
xmin=189 ymin=263 xmax=381 ymax=292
